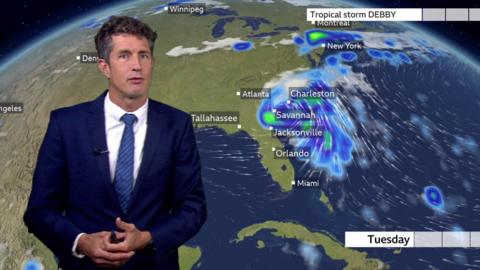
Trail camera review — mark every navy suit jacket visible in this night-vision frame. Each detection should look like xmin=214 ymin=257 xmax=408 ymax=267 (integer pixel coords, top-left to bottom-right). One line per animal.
xmin=24 ymin=91 xmax=207 ymax=269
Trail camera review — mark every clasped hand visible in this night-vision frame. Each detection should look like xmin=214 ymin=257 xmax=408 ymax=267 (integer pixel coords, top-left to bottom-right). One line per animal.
xmin=77 ymin=217 xmax=152 ymax=268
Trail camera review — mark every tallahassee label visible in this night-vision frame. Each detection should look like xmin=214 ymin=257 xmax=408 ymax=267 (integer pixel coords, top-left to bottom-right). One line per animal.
xmin=190 ymin=111 xmax=239 ymax=124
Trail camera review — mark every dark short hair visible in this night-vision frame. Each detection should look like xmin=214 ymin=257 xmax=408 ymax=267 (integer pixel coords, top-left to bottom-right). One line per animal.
xmin=94 ymin=16 xmax=157 ymax=62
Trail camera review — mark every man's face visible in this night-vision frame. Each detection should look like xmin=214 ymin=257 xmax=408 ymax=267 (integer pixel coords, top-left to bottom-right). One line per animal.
xmin=99 ymin=34 xmax=153 ymax=101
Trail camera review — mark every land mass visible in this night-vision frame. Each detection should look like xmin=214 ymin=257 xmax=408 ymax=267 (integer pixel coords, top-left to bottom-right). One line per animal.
xmin=179 ymin=245 xmax=202 ymax=270
xmin=233 ymin=221 xmax=388 ymax=270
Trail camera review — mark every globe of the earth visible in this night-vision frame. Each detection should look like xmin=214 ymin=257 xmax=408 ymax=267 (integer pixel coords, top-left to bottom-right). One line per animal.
xmin=0 ymin=0 xmax=479 ymax=269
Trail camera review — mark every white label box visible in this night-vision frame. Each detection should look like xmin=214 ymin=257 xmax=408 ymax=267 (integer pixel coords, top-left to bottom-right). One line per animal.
xmin=345 ymin=231 xmax=414 ymax=248
xmin=443 ymin=232 xmax=470 ymax=247
xmin=414 ymin=232 xmax=442 ymax=247
xmin=345 ymin=231 xmax=480 ymax=248
xmin=470 ymin=232 xmax=480 ymax=247
xmin=306 ymin=8 xmax=422 ymax=22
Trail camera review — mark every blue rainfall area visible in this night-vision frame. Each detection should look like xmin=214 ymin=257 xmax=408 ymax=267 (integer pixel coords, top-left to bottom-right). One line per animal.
xmin=326 ymin=55 xmax=339 ymax=66
xmin=232 ymin=41 xmax=253 ymax=52
xmin=367 ymin=48 xmax=383 ymax=58
xmin=321 ymin=51 xmax=358 ymax=75
xmin=410 ymin=114 xmax=434 ymax=140
xmin=421 ymin=185 xmax=446 ymax=213
xmin=294 ymin=36 xmax=304 ymax=45
xmin=367 ymin=49 xmax=413 ymax=66
xmin=451 ymin=135 xmax=478 ymax=157
xmin=384 ymin=38 xmax=397 ymax=47
xmin=23 ymin=259 xmax=42 ymax=270
xmin=339 ymin=51 xmax=358 ymax=62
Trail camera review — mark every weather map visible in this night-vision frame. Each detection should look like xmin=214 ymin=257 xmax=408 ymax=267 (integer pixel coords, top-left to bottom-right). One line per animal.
xmin=0 ymin=0 xmax=480 ymax=269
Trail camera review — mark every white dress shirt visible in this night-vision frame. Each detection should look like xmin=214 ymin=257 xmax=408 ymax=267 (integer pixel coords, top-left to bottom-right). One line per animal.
xmin=71 ymin=92 xmax=148 ymax=258
xmin=104 ymin=92 xmax=148 ymax=183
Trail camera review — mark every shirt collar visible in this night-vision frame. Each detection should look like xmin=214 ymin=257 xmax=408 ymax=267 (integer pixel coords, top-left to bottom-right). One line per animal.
xmin=104 ymin=91 xmax=148 ymax=125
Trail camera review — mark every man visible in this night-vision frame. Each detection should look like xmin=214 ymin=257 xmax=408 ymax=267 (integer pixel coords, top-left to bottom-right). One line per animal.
xmin=24 ymin=16 xmax=207 ymax=269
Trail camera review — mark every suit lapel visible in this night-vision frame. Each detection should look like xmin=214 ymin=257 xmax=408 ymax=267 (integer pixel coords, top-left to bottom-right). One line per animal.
xmin=87 ymin=91 xmax=123 ymax=212
xmin=127 ymin=100 xmax=165 ymax=212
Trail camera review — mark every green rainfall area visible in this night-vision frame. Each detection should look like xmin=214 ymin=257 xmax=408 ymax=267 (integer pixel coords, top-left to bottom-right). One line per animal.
xmin=263 ymin=111 xmax=276 ymax=125
xmin=307 ymin=30 xmax=329 ymax=43
xmin=323 ymin=130 xmax=332 ymax=150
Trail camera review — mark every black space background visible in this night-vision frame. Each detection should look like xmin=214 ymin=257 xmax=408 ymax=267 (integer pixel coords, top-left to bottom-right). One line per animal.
xmin=1 ymin=0 xmax=479 ymax=64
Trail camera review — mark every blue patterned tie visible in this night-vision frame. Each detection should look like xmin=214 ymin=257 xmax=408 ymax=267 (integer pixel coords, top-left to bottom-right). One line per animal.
xmin=114 ymin=113 xmax=137 ymax=213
